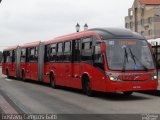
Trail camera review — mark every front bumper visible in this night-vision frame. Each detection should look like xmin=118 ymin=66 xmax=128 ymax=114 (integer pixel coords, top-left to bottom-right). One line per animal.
xmin=106 ymin=80 xmax=158 ymax=92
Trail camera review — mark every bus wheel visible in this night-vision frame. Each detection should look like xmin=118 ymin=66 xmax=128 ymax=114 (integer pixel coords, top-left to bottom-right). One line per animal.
xmin=123 ymin=91 xmax=133 ymax=96
xmin=50 ymin=74 xmax=56 ymax=89
xmin=83 ymin=76 xmax=94 ymax=97
xmin=21 ymin=72 xmax=26 ymax=82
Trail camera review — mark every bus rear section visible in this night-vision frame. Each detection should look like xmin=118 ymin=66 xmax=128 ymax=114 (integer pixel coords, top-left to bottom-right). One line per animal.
xmin=2 ymin=46 xmax=20 ymax=78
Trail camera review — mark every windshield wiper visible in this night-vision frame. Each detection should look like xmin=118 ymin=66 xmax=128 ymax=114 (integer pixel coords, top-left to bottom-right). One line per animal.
xmin=129 ymin=48 xmax=148 ymax=71
xmin=122 ymin=47 xmax=128 ymax=72
xmin=129 ymin=48 xmax=137 ymax=65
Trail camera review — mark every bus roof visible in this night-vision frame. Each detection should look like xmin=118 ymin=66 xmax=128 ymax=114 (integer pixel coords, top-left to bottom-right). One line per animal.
xmin=44 ymin=30 xmax=100 ymax=45
xmin=3 ymin=45 xmax=19 ymax=51
xmin=90 ymin=28 xmax=145 ymax=40
xmin=20 ymin=41 xmax=41 ymax=48
xmin=44 ymin=28 xmax=145 ymax=45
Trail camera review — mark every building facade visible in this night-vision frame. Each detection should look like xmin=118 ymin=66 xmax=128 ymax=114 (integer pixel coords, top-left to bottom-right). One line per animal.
xmin=125 ymin=0 xmax=160 ymax=39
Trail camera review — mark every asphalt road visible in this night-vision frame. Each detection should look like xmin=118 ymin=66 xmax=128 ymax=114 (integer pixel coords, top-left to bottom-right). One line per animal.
xmin=0 ymin=69 xmax=160 ymax=120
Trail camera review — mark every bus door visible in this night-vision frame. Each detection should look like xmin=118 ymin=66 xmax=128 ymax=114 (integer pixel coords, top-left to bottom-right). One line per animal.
xmin=8 ymin=50 xmax=15 ymax=77
xmin=71 ymin=39 xmax=81 ymax=88
xmin=16 ymin=47 xmax=21 ymax=79
xmin=63 ymin=41 xmax=72 ymax=87
xmin=11 ymin=50 xmax=17 ymax=77
xmin=92 ymin=42 xmax=106 ymax=91
xmin=25 ymin=48 xmax=31 ymax=79
xmin=29 ymin=47 xmax=38 ymax=81
xmin=57 ymin=42 xmax=66 ymax=85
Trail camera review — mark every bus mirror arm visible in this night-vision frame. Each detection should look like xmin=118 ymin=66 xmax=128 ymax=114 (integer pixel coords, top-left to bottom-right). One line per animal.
xmin=95 ymin=41 xmax=102 ymax=45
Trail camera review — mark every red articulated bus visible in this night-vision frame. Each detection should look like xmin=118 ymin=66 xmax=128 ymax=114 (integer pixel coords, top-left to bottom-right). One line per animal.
xmin=2 ymin=28 xmax=158 ymax=96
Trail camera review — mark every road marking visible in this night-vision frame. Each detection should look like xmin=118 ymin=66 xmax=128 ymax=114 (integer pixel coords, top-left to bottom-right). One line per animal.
xmin=5 ymin=79 xmax=13 ymax=81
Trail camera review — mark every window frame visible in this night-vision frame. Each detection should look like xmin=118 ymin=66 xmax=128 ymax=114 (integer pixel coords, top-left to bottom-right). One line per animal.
xmin=20 ymin=48 xmax=26 ymax=63
xmin=63 ymin=41 xmax=71 ymax=62
xmin=12 ymin=50 xmax=16 ymax=63
xmin=48 ymin=43 xmax=57 ymax=62
xmin=6 ymin=50 xmax=12 ymax=63
xmin=81 ymin=37 xmax=93 ymax=62
xmin=2 ymin=51 xmax=7 ymax=63
xmin=27 ymin=47 xmax=38 ymax=63
xmin=56 ymin=42 xmax=63 ymax=62
xmin=72 ymin=39 xmax=81 ymax=62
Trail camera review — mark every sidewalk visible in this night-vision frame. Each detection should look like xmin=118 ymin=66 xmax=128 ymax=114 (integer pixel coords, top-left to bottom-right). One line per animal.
xmin=0 ymin=67 xmax=22 ymax=114
xmin=0 ymin=93 xmax=18 ymax=114
xmin=0 ymin=88 xmax=22 ymax=114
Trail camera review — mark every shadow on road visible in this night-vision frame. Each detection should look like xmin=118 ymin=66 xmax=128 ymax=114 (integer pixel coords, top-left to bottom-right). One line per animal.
xmin=52 ymin=86 xmax=150 ymax=101
xmin=93 ymin=92 xmax=150 ymax=101
xmin=11 ymin=78 xmax=151 ymax=101
xmin=139 ymin=90 xmax=160 ymax=96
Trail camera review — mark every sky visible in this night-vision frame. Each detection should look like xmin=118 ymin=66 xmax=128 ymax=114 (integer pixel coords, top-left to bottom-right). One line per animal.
xmin=0 ymin=0 xmax=134 ymax=51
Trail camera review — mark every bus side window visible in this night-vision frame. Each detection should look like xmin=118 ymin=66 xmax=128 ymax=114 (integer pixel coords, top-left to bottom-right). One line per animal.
xmin=81 ymin=37 xmax=92 ymax=62
xmin=57 ymin=42 xmax=63 ymax=62
xmin=28 ymin=47 xmax=38 ymax=62
xmin=50 ymin=43 xmax=57 ymax=62
xmin=12 ymin=50 xmax=16 ymax=63
xmin=26 ymin=48 xmax=30 ymax=62
xmin=64 ymin=41 xmax=71 ymax=62
xmin=44 ymin=45 xmax=49 ymax=62
xmin=2 ymin=51 xmax=6 ymax=63
xmin=93 ymin=44 xmax=104 ymax=70
xmin=28 ymin=48 xmax=32 ymax=62
xmin=72 ymin=39 xmax=81 ymax=62
xmin=6 ymin=51 xmax=12 ymax=62
xmin=20 ymin=49 xmax=26 ymax=63
xmin=30 ymin=48 xmax=35 ymax=61
xmin=35 ymin=47 xmax=38 ymax=58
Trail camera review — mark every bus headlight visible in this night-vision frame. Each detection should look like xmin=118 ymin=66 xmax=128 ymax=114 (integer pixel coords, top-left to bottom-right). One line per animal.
xmin=109 ymin=76 xmax=118 ymax=81
xmin=151 ymin=72 xmax=158 ymax=80
xmin=105 ymin=72 xmax=119 ymax=81
xmin=154 ymin=75 xmax=157 ymax=79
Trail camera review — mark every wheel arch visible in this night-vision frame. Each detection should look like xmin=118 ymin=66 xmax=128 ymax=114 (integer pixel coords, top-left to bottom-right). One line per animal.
xmin=49 ymin=70 xmax=56 ymax=81
xmin=81 ymin=72 xmax=91 ymax=89
xmin=49 ymin=70 xmax=55 ymax=76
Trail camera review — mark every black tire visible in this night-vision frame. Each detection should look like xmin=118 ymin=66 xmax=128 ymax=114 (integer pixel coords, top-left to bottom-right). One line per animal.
xmin=83 ymin=76 xmax=94 ymax=97
xmin=50 ymin=74 xmax=56 ymax=89
xmin=21 ymin=71 xmax=26 ymax=82
xmin=123 ymin=91 xmax=133 ymax=96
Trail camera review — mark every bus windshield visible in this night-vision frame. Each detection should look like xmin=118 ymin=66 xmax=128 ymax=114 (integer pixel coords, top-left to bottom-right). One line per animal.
xmin=105 ymin=39 xmax=155 ymax=71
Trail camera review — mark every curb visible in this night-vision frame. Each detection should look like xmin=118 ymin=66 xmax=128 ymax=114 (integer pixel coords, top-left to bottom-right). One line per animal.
xmin=0 ymin=88 xmax=31 ymax=114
